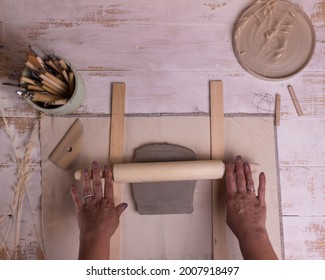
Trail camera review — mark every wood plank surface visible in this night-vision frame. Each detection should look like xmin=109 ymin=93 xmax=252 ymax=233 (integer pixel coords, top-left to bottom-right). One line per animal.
xmin=2 ymin=70 xmax=325 ymax=117
xmin=0 ymin=0 xmax=325 ymax=259
xmin=280 ymin=166 xmax=325 ymax=216
xmin=283 ymin=217 xmax=325 ymax=260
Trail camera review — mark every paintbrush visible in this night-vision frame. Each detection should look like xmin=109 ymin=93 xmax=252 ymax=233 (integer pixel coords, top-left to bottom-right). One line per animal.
xmin=28 ymin=45 xmax=46 ymax=58
xmin=43 ymin=55 xmax=61 ymax=72
xmin=16 ymin=90 xmax=63 ymax=103
xmin=28 ymin=45 xmax=47 ymax=70
xmin=43 ymin=98 xmax=69 ymax=107
xmin=24 ymin=69 xmax=70 ymax=96
xmin=48 ymin=54 xmax=71 ymax=83
xmin=12 ymin=46 xmax=76 ymax=109
xmin=26 ymin=49 xmax=68 ymax=86
xmin=49 ymin=53 xmax=71 ymax=72
xmin=25 ymin=60 xmax=69 ymax=89
xmin=20 ymin=74 xmax=64 ymax=97
xmin=20 ymin=73 xmax=66 ymax=97
xmin=27 ymin=52 xmax=45 ymax=71
xmin=43 ymin=62 xmax=60 ymax=76
xmin=20 ymin=76 xmax=37 ymax=85
xmin=2 ymin=82 xmax=44 ymax=92
xmin=50 ymin=53 xmax=74 ymax=81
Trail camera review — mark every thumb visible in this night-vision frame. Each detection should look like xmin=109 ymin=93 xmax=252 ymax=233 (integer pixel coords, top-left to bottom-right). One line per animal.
xmin=115 ymin=202 xmax=128 ymax=218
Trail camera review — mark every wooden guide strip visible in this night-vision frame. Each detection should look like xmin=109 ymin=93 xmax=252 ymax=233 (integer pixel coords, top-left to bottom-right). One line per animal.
xmin=109 ymin=82 xmax=126 ymax=260
xmin=275 ymin=93 xmax=281 ymax=127
xmin=288 ymin=85 xmax=303 ymax=116
xmin=209 ymin=81 xmax=226 ymax=259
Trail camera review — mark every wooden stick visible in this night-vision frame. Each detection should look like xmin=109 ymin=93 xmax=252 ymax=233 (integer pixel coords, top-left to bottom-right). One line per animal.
xmin=28 ymin=85 xmax=45 ymax=91
xmin=41 ymin=80 xmax=66 ymax=96
xmin=25 ymin=62 xmax=68 ymax=94
xmin=68 ymin=71 xmax=75 ymax=96
xmin=30 ymin=92 xmax=63 ymax=103
xmin=109 ymin=82 xmax=126 ymax=260
xmin=288 ymin=85 xmax=303 ymax=116
xmin=38 ymin=82 xmax=64 ymax=96
xmin=210 ymin=81 xmax=225 ymax=158
xmin=47 ymin=60 xmax=61 ymax=73
xmin=47 ymin=63 xmax=66 ymax=81
xmin=25 ymin=61 xmax=39 ymax=72
xmin=62 ymin=69 xmax=70 ymax=84
xmin=43 ymin=72 xmax=69 ymax=90
xmin=20 ymin=76 xmax=37 ymax=86
xmin=27 ymin=53 xmax=44 ymax=70
xmin=46 ymin=99 xmax=69 ymax=106
xmin=39 ymin=74 xmax=69 ymax=95
xmin=210 ymin=80 xmax=226 ymax=260
xmin=109 ymin=83 xmax=126 ymax=165
xmin=59 ymin=59 xmax=69 ymax=71
xmin=275 ymin=94 xmax=281 ymax=126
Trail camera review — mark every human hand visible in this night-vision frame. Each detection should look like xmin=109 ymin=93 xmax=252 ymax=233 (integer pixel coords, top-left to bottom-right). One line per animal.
xmin=225 ymin=155 xmax=267 ymax=241
xmin=70 ymin=161 xmax=127 ymax=259
xmin=225 ymin=155 xmax=277 ymax=260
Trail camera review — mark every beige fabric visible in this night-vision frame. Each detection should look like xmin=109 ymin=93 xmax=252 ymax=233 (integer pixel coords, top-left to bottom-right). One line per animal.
xmin=40 ymin=115 xmax=282 ymax=259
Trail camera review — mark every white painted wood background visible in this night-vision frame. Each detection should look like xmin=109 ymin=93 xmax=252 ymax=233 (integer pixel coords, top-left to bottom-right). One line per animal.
xmin=0 ymin=0 xmax=324 ymax=259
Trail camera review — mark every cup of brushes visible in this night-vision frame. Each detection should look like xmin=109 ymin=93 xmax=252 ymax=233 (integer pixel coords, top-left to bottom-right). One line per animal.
xmin=5 ymin=46 xmax=85 ymax=115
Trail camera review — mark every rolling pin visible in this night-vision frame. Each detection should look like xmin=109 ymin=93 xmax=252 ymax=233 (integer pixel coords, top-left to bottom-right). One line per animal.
xmin=74 ymin=160 xmax=259 ymax=183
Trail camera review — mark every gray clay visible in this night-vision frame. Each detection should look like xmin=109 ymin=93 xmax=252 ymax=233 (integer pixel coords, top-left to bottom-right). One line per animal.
xmin=132 ymin=143 xmax=197 ymax=215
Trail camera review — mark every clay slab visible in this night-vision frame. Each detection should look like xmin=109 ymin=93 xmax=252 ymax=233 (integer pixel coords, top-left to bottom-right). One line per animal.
xmin=132 ymin=144 xmax=197 ymax=215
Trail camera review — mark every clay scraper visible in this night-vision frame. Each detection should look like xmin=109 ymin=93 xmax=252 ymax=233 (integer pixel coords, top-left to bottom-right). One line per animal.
xmin=49 ymin=119 xmax=84 ymax=170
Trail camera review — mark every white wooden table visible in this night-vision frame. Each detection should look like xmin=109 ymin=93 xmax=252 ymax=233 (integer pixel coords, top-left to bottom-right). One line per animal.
xmin=0 ymin=0 xmax=324 ymax=259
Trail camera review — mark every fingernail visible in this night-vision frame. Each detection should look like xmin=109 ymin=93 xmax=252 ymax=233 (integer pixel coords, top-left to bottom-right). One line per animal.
xmin=93 ymin=161 xmax=99 ymax=169
xmin=83 ymin=169 xmax=89 ymax=176
xmin=226 ymin=162 xmax=232 ymax=168
xmin=121 ymin=203 xmax=128 ymax=210
xmin=244 ymin=162 xmax=249 ymax=170
xmin=236 ymin=155 xmax=242 ymax=162
xmin=260 ymin=172 xmax=265 ymax=178
xmin=104 ymin=165 xmax=110 ymax=173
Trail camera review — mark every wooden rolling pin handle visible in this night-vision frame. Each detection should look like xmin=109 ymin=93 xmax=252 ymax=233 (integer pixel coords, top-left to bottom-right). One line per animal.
xmin=74 ymin=160 xmax=259 ymax=183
